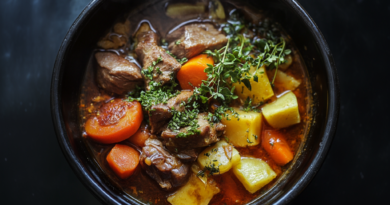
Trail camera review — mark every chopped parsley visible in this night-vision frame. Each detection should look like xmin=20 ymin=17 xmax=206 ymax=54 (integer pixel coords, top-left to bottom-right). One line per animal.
xmin=127 ymin=83 xmax=179 ymax=111
xmin=197 ymin=162 xmax=221 ymax=177
xmin=167 ymin=108 xmax=200 ymax=138
xmin=166 ymin=50 xmax=188 ymax=65
xmin=242 ymin=97 xmax=262 ymax=112
xmin=142 ymin=56 xmax=163 ymax=81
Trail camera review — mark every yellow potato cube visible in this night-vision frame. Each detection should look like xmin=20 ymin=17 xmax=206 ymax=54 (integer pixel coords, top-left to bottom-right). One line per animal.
xmin=167 ymin=174 xmax=220 ymax=205
xmin=279 ymin=55 xmax=293 ymax=70
xmin=221 ymin=108 xmax=262 ymax=147
xmin=197 ymin=140 xmax=241 ymax=175
xmin=233 ymin=65 xmax=274 ymax=104
xmin=274 ymin=70 xmax=301 ymax=91
xmin=209 ymin=0 xmax=226 ymax=19
xmin=233 ymin=157 xmax=277 ymax=194
xmin=166 ymin=3 xmax=205 ymax=19
xmin=262 ymin=91 xmax=300 ymax=128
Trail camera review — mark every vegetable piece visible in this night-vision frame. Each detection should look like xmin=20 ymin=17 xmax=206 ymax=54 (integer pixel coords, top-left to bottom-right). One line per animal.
xmin=262 ymin=130 xmax=293 ymax=166
xmin=197 ymin=140 xmax=241 ymax=175
xmin=85 ymin=100 xmax=143 ymax=144
xmin=167 ymin=173 xmax=220 ymax=205
xmin=278 ymin=55 xmax=293 ymax=70
xmin=209 ymin=0 xmax=226 ymax=20
xmin=191 ymin=163 xmax=208 ymax=185
xmin=233 ymin=65 xmax=274 ymax=104
xmin=166 ymin=3 xmax=205 ymax=19
xmin=176 ymin=54 xmax=214 ymax=90
xmin=273 ymin=70 xmax=301 ymax=91
xmin=127 ymin=123 xmax=150 ymax=147
xmin=232 ymin=157 xmax=277 ymax=194
xmin=261 ymin=91 xmax=300 ymax=128
xmin=106 ymin=144 xmax=140 ymax=179
xmin=221 ymin=107 xmax=262 ymax=147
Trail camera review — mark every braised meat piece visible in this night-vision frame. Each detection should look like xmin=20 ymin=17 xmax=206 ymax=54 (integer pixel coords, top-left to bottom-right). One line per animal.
xmin=167 ymin=23 xmax=228 ymax=59
xmin=175 ymin=149 xmax=198 ymax=163
xmin=149 ymin=90 xmax=193 ymax=134
xmin=140 ymin=138 xmax=190 ymax=190
xmin=161 ymin=113 xmax=226 ymax=148
xmin=95 ymin=52 xmax=143 ymax=95
xmin=135 ymin=23 xmax=181 ymax=90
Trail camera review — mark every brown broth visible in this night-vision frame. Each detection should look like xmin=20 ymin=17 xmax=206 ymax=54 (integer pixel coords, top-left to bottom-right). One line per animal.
xmin=78 ymin=1 xmax=312 ymax=204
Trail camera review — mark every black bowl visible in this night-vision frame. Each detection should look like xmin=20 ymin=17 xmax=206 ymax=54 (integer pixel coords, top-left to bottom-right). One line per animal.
xmin=51 ymin=0 xmax=339 ymax=204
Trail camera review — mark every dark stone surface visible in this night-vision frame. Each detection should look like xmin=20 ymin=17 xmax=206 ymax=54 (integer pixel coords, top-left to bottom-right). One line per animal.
xmin=0 ymin=0 xmax=388 ymax=204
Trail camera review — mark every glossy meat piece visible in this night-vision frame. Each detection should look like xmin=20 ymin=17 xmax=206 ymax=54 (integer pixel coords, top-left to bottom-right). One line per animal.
xmin=135 ymin=25 xmax=181 ymax=91
xmin=149 ymin=90 xmax=193 ymax=134
xmin=175 ymin=149 xmax=198 ymax=163
xmin=161 ymin=113 xmax=226 ymax=148
xmin=167 ymin=23 xmax=228 ymax=59
xmin=140 ymin=138 xmax=190 ymax=190
xmin=95 ymin=52 xmax=143 ymax=95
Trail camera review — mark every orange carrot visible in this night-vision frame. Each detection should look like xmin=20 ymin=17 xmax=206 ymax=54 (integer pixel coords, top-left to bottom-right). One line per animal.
xmin=128 ymin=123 xmax=150 ymax=147
xmin=177 ymin=54 xmax=214 ymax=90
xmin=262 ymin=130 xmax=293 ymax=166
xmin=85 ymin=99 xmax=143 ymax=144
xmin=106 ymin=144 xmax=140 ymax=179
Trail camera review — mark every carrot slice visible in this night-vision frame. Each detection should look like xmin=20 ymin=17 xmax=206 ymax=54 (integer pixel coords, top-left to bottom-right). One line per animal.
xmin=85 ymin=99 xmax=143 ymax=144
xmin=106 ymin=144 xmax=140 ymax=179
xmin=128 ymin=123 xmax=150 ymax=147
xmin=262 ymin=130 xmax=293 ymax=166
xmin=177 ymin=54 xmax=214 ymax=90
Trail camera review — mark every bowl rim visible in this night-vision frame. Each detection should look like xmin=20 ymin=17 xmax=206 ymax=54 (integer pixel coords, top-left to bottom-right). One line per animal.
xmin=50 ymin=0 xmax=339 ymax=204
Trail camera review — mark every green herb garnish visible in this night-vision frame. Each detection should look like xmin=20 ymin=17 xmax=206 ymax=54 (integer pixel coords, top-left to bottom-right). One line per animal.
xmin=167 ymin=108 xmax=200 ymax=138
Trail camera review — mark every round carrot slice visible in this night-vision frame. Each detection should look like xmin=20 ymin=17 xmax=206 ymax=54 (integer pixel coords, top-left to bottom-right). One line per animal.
xmin=106 ymin=144 xmax=140 ymax=179
xmin=85 ymin=99 xmax=143 ymax=144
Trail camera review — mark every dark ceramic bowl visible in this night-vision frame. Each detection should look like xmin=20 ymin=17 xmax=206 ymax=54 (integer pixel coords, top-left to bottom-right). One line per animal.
xmin=51 ymin=0 xmax=339 ymax=204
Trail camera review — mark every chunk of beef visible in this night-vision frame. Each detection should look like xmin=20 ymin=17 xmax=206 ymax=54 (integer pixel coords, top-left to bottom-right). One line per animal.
xmin=140 ymin=138 xmax=190 ymax=190
xmin=167 ymin=23 xmax=228 ymax=59
xmin=175 ymin=149 xmax=198 ymax=163
xmin=149 ymin=90 xmax=193 ymax=134
xmin=135 ymin=23 xmax=181 ymax=91
xmin=95 ymin=52 xmax=143 ymax=95
xmin=161 ymin=113 xmax=226 ymax=148
xmin=97 ymin=19 xmax=131 ymax=49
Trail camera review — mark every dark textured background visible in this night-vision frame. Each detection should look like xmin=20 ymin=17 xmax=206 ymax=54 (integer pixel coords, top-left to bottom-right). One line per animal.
xmin=1 ymin=0 xmax=389 ymax=204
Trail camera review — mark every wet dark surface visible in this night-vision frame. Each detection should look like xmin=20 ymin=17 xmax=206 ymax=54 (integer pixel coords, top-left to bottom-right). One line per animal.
xmin=0 ymin=0 xmax=389 ymax=204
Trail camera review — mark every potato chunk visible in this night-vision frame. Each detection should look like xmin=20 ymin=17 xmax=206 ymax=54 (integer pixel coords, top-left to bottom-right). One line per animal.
xmin=167 ymin=173 xmax=220 ymax=205
xmin=233 ymin=157 xmax=277 ymax=194
xmin=274 ymin=70 xmax=301 ymax=91
xmin=197 ymin=140 xmax=241 ymax=175
xmin=166 ymin=3 xmax=205 ymax=19
xmin=221 ymin=108 xmax=262 ymax=147
xmin=209 ymin=0 xmax=226 ymax=20
xmin=262 ymin=91 xmax=300 ymax=128
xmin=279 ymin=55 xmax=293 ymax=70
xmin=233 ymin=65 xmax=274 ymax=104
